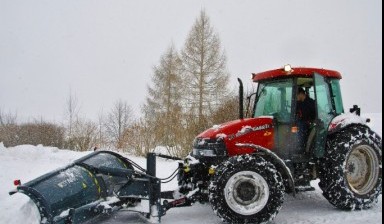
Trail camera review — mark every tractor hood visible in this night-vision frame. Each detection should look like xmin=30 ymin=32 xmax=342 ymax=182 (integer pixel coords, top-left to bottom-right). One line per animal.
xmin=198 ymin=117 xmax=274 ymax=139
xmin=195 ymin=117 xmax=275 ymax=157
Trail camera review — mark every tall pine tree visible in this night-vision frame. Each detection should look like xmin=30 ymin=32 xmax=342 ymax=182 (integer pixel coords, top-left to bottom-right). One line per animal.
xmin=181 ymin=10 xmax=230 ymax=129
xmin=143 ymin=44 xmax=184 ymax=152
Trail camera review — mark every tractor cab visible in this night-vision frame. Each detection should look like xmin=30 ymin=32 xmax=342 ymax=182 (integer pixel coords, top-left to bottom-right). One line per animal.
xmin=251 ymin=65 xmax=344 ymax=161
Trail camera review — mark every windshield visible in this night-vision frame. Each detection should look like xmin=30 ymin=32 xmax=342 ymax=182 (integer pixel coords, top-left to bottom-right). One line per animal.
xmin=254 ymin=79 xmax=293 ymax=122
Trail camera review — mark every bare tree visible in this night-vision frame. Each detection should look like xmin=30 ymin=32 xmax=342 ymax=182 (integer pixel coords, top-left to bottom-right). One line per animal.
xmin=143 ymin=44 xmax=184 ymax=152
xmin=0 ymin=108 xmax=17 ymax=126
xmin=71 ymin=118 xmax=98 ymax=151
xmin=123 ymin=118 xmax=155 ymax=156
xmin=0 ymin=108 xmax=18 ymax=146
xmin=64 ymin=90 xmax=80 ymax=149
xmin=181 ymin=10 xmax=230 ymax=129
xmin=105 ymin=100 xmax=133 ymax=150
xmin=210 ymin=93 xmax=238 ymax=125
xmin=96 ymin=109 xmax=107 ymax=148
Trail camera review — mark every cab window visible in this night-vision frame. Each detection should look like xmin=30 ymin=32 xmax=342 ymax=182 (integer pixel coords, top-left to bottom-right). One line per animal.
xmin=254 ymin=79 xmax=293 ymax=122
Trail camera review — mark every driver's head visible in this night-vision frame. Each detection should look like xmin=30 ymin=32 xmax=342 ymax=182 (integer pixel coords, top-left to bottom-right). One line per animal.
xmin=297 ymin=87 xmax=306 ymax=101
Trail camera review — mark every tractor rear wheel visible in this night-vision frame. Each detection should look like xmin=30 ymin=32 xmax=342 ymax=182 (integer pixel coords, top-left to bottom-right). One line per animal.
xmin=209 ymin=154 xmax=284 ymax=223
xmin=319 ymin=125 xmax=382 ymax=210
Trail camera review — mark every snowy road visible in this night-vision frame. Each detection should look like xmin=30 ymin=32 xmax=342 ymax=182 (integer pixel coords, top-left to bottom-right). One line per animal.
xmin=91 ymin=182 xmax=382 ymax=224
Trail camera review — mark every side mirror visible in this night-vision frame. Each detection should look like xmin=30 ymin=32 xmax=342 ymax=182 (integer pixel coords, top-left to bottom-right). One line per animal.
xmin=349 ymin=105 xmax=361 ymax=116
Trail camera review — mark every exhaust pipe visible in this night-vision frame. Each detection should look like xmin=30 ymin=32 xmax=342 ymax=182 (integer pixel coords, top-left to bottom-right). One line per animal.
xmin=238 ymin=78 xmax=244 ymax=119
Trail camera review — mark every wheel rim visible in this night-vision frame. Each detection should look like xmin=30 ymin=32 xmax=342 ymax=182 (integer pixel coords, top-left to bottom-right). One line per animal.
xmin=224 ymin=171 xmax=269 ymax=215
xmin=346 ymin=145 xmax=380 ymax=195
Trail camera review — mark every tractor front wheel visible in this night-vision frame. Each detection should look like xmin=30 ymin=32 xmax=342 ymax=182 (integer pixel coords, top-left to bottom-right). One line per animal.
xmin=209 ymin=154 xmax=284 ymax=223
xmin=319 ymin=125 xmax=382 ymax=210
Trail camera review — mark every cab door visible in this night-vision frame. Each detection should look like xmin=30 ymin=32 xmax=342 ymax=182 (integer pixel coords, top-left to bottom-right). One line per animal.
xmin=313 ymin=73 xmax=335 ymax=157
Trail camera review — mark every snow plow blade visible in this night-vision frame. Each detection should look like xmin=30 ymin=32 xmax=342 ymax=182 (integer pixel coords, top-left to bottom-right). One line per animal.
xmin=9 ymin=151 xmax=164 ymax=224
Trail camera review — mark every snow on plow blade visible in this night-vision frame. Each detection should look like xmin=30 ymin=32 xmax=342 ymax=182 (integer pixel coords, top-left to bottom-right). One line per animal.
xmin=9 ymin=151 xmax=162 ymax=224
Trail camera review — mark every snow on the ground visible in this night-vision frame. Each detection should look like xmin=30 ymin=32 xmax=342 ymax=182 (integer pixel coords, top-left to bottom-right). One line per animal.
xmin=0 ymin=113 xmax=382 ymax=224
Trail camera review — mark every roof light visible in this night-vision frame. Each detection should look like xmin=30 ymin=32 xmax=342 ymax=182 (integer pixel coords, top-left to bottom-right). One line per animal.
xmin=283 ymin=64 xmax=294 ymax=74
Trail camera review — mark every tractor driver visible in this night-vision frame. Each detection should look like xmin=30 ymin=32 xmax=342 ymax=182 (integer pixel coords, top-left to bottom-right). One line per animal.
xmin=296 ymin=87 xmax=316 ymax=152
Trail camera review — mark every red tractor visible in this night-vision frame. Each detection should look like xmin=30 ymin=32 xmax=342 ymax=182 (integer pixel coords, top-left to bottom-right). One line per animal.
xmin=177 ymin=65 xmax=382 ymax=223
xmin=10 ymin=65 xmax=381 ymax=224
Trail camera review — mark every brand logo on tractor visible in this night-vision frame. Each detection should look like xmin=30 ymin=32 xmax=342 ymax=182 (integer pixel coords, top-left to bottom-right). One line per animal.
xmin=228 ymin=124 xmax=271 ymax=140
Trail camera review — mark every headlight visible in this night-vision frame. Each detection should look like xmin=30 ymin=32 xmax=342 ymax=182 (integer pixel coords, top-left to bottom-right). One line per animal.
xmin=192 ymin=138 xmax=226 ymax=157
xmin=193 ymin=148 xmax=216 ymax=157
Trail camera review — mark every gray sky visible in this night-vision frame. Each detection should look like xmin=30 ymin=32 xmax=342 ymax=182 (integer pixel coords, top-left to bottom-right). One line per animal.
xmin=0 ymin=0 xmax=382 ymax=122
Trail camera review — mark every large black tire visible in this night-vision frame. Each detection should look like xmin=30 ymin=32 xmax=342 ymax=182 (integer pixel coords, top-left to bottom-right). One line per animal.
xmin=209 ymin=154 xmax=285 ymax=223
xmin=319 ymin=125 xmax=382 ymax=210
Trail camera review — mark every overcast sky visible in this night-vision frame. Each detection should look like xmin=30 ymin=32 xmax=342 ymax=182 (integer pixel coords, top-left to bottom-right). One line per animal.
xmin=0 ymin=0 xmax=382 ymax=122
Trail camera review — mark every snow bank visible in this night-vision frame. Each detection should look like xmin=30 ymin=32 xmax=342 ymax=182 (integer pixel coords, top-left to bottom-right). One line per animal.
xmin=0 ymin=193 xmax=40 ymax=224
xmin=0 ymin=145 xmax=90 ymax=224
